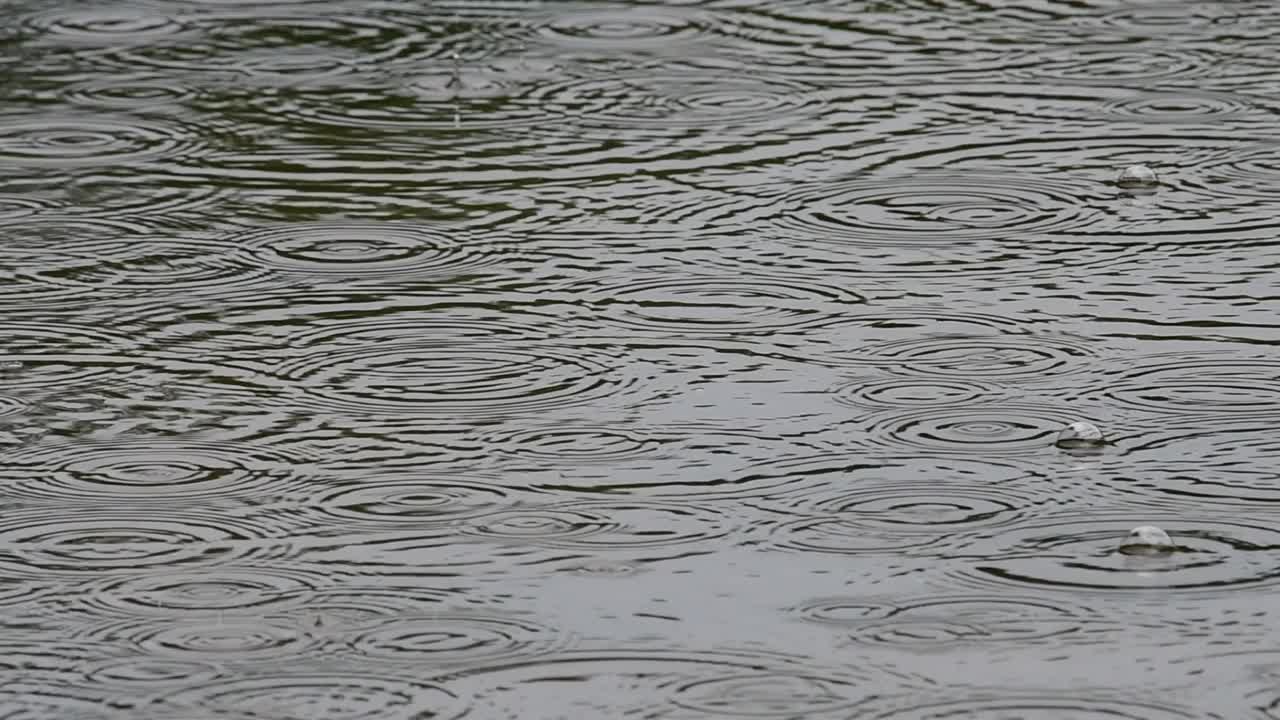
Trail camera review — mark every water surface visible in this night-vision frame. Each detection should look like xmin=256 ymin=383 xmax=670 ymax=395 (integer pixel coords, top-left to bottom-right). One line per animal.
xmin=2 ymin=1 xmax=1280 ymax=717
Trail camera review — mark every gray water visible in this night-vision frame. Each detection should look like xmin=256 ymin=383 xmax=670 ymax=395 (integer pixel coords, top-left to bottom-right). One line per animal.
xmin=2 ymin=1 xmax=1280 ymax=718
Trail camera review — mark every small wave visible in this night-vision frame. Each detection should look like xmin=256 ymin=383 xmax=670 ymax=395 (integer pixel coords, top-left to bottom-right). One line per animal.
xmin=1085 ymin=355 xmax=1280 ymax=416
xmin=855 ymin=693 xmax=1203 ymax=719
xmin=1075 ymin=2 xmax=1247 ymax=38
xmin=0 ymin=194 xmax=62 ymax=220
xmin=531 ymin=73 xmax=823 ymax=135
xmin=531 ymin=5 xmax=718 ymax=51
xmin=0 ymin=321 xmax=137 ymax=390
xmin=1005 ymin=45 xmax=1230 ymax=84
xmin=0 ymin=684 xmax=123 ymax=719
xmin=1203 ymin=140 xmax=1280 ymax=198
xmin=666 ymin=453 xmax=1038 ymax=502
xmin=431 ymin=649 xmax=895 ymax=719
xmin=481 ymin=425 xmax=658 ymax=464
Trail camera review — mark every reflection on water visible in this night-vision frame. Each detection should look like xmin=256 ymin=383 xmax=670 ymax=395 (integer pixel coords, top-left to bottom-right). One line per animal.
xmin=2 ymin=0 xmax=1280 ymax=716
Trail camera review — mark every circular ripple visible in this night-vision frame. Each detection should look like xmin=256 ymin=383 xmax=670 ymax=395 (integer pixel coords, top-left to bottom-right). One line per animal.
xmin=536 ymin=74 xmax=822 ymax=132
xmin=0 ymin=439 xmax=314 ymax=503
xmin=944 ymin=513 xmax=1280 ymax=593
xmin=832 ymin=377 xmax=1000 ymax=410
xmin=0 ymin=216 xmax=143 ymax=260
xmin=298 ymin=587 xmax=459 ymax=631
xmin=461 ymin=506 xmax=613 ymax=544
xmin=0 ymin=116 xmax=203 ymax=166
xmin=1006 ymin=46 xmax=1226 ymax=84
xmin=772 ymin=173 xmax=1103 ymax=246
xmin=311 ymin=477 xmax=528 ymax=529
xmin=46 ymin=236 xmax=272 ymax=292
xmin=668 ymin=673 xmax=862 ymax=717
xmin=534 ymin=6 xmax=715 ymax=50
xmin=765 ymin=481 xmax=1035 ymax=534
xmin=350 ymin=614 xmax=567 ymax=667
xmin=436 ymin=650 xmax=878 ymax=719
xmin=99 ymin=12 xmax=416 ymax=78
xmin=858 ymin=694 xmax=1201 ymax=719
xmin=87 ymin=657 xmax=219 ymax=689
xmin=228 ymin=222 xmax=509 ymax=279
xmin=765 ymin=516 xmax=965 ymax=556
xmin=273 ymin=341 xmax=632 ymax=417
xmin=1090 ymin=356 xmax=1280 ymax=416
xmin=160 ymin=673 xmax=463 ymax=720
xmin=0 ymin=321 xmax=135 ymax=390
xmin=839 ymin=333 xmax=1098 ymax=382
xmin=22 ymin=6 xmax=191 ymax=44
xmin=0 ymin=508 xmax=286 ymax=578
xmin=261 ymin=56 xmax=560 ymax=132
xmin=760 ymin=479 xmax=1036 ymax=557
xmin=856 ymin=404 xmax=1083 ymax=456
xmin=462 ymin=500 xmax=734 ymax=550
xmin=486 ymin=425 xmax=656 ymax=463
xmin=77 ymin=566 xmax=333 ymax=616
xmin=561 ymin=274 xmax=863 ymax=336
xmin=798 ymin=594 xmax=1098 ymax=648
xmin=87 ymin=617 xmax=318 ymax=663
xmin=65 ymin=74 xmax=197 ymax=109
xmin=1097 ymin=90 xmax=1261 ymax=123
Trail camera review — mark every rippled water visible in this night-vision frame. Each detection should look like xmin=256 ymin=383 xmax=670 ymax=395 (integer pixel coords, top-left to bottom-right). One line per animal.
xmin=2 ymin=0 xmax=1279 ymax=717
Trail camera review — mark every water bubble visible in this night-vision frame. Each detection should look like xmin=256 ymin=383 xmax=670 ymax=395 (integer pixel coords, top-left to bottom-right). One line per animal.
xmin=1120 ymin=525 xmax=1176 ymax=556
xmin=1117 ymin=164 xmax=1159 ymax=189
xmin=1056 ymin=421 xmax=1106 ymax=449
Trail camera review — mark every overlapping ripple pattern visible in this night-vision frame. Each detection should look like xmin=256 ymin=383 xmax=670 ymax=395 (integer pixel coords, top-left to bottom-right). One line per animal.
xmin=2 ymin=0 xmax=1278 ymax=717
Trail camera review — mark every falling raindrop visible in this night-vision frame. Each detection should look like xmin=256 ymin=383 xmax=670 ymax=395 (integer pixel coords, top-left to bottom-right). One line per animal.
xmin=1116 ymin=164 xmax=1159 ymax=189
xmin=1055 ymin=420 xmax=1106 ymax=449
xmin=1118 ymin=525 xmax=1176 ymax=556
